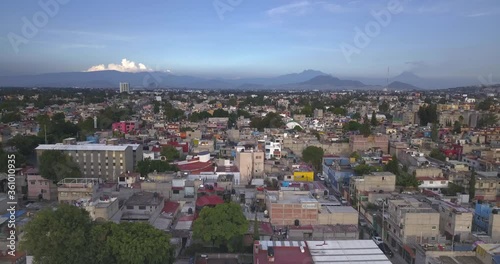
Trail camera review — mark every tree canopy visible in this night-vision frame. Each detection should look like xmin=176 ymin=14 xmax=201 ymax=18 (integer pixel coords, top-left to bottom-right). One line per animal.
xmin=39 ymin=150 xmax=82 ymax=182
xmin=417 ymin=104 xmax=438 ymax=125
xmin=302 ymin=146 xmax=324 ymax=171
xmin=429 ymin=148 xmax=446 ymax=161
xmin=21 ymin=204 xmax=175 ymax=264
xmin=250 ymin=112 xmax=284 ymax=131
xmin=160 ymin=145 xmax=180 ymax=161
xmin=136 ymin=158 xmax=179 ymax=177
xmin=192 ymin=202 xmax=248 ymax=252
xmin=371 ymin=111 xmax=378 ymax=126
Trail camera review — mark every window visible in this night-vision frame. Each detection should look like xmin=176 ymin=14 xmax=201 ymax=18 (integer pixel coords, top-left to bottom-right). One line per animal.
xmin=432 ymin=226 xmax=437 ymax=230
xmin=382 ymin=177 xmax=385 ymax=180
xmin=173 ymin=190 xmax=180 ymax=194
xmin=126 ymin=206 xmax=133 ymax=210
xmin=30 ymin=181 xmax=36 ymax=185
xmin=138 ymin=206 xmax=146 ymax=210
xmin=431 ymin=237 xmax=436 ymax=241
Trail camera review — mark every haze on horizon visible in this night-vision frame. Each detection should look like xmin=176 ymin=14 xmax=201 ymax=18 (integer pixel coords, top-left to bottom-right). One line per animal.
xmin=0 ymin=0 xmax=499 ymax=80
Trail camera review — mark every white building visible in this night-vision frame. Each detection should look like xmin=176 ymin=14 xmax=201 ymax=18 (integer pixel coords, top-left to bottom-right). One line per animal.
xmin=119 ymin=82 xmax=130 ymax=93
xmin=265 ymin=141 xmax=281 ymax=160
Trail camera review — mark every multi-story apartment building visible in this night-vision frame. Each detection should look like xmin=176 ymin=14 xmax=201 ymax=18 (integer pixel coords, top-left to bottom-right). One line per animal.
xmin=36 ymin=138 xmax=142 ymax=181
xmin=26 ymin=168 xmax=58 ymax=201
xmin=349 ymin=135 xmax=389 ymax=154
xmin=437 ymin=201 xmax=473 ymax=242
xmin=57 ymin=178 xmax=102 ymax=204
xmin=235 ymin=150 xmax=264 ymax=185
xmin=112 ymin=121 xmax=139 ymax=134
xmin=474 ymin=171 xmax=500 ymax=202
xmin=265 ymin=190 xmax=319 ymax=226
xmin=385 ymin=197 xmax=440 ymax=247
xmin=265 ymin=140 xmax=281 ymax=160
xmin=350 ymin=172 xmax=396 ymax=203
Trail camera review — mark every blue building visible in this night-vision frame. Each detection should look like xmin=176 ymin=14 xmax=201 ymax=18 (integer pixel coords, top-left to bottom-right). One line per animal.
xmin=474 ymin=203 xmax=496 ymax=232
xmin=322 ymin=156 xmax=354 ymax=191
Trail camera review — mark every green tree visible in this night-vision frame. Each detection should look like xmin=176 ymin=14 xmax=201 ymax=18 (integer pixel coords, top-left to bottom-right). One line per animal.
xmin=469 ymin=171 xmax=476 ymax=201
xmin=349 ymin=151 xmax=361 ymax=161
xmin=453 ymin=121 xmax=462 ymax=134
xmin=418 ymin=104 xmax=438 ymax=125
xmin=477 ymin=97 xmax=494 ymax=111
xmin=39 ymin=150 xmax=82 ymax=182
xmin=445 ymin=182 xmax=465 ymax=196
xmin=431 ymin=123 xmax=439 ymax=142
xmin=384 ymin=155 xmax=400 ymax=176
xmin=7 ymin=134 xmax=43 ymax=156
xmin=227 ymin=98 xmax=237 ymax=106
xmin=160 ymin=145 xmax=180 ymax=161
xmin=329 ymin=107 xmax=347 ymax=116
xmin=1 ymin=112 xmax=21 ymax=123
xmin=379 ymin=101 xmax=390 ymax=113
xmin=371 ymin=111 xmax=378 ymax=126
xmin=343 ymin=121 xmax=361 ymax=132
xmin=302 ymin=146 xmax=324 ymax=171
xmin=477 ymin=113 xmax=499 ymax=128
xmin=136 ymin=158 xmax=179 ymax=177
xmin=354 ymin=164 xmax=377 ymax=176
xmin=20 ymin=204 xmax=95 ymax=264
xmin=359 ymin=123 xmax=372 ymax=137
xmin=92 ymin=222 xmax=175 ymax=264
xmin=193 ymin=202 xmax=248 ymax=252
xmin=293 ymin=125 xmax=303 ymax=132
xmin=253 ymin=214 xmax=260 ymax=241
xmin=429 ymin=148 xmax=446 ymax=161
xmin=352 ymin=112 xmax=361 ymax=120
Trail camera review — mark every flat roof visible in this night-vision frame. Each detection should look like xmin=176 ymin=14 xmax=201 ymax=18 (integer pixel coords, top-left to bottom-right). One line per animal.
xmin=307 ymin=240 xmax=391 ymax=264
xmin=36 ymin=144 xmax=133 ymax=151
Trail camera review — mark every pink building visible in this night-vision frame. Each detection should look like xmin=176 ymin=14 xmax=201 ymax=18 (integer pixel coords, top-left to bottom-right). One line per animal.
xmin=112 ymin=121 xmax=139 ymax=134
xmin=26 ymin=168 xmax=57 ymax=201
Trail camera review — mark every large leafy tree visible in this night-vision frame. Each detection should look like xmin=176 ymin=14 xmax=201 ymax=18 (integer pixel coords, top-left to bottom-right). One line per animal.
xmin=39 ymin=150 xmax=82 ymax=182
xmin=418 ymin=104 xmax=438 ymax=125
xmin=20 ymin=204 xmax=95 ymax=264
xmin=92 ymin=222 xmax=175 ymax=264
xmin=161 ymin=145 xmax=180 ymax=161
xmin=302 ymin=146 xmax=324 ymax=171
xmin=193 ymin=202 xmax=248 ymax=252
xmin=384 ymin=155 xmax=399 ymax=176
xmin=7 ymin=134 xmax=43 ymax=157
xmin=429 ymin=148 xmax=446 ymax=161
xmin=136 ymin=158 xmax=179 ymax=177
xmin=21 ymin=204 xmax=175 ymax=264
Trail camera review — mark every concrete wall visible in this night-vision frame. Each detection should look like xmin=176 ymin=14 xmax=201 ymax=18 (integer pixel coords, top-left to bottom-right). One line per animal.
xmin=403 ymin=213 xmax=440 ymax=244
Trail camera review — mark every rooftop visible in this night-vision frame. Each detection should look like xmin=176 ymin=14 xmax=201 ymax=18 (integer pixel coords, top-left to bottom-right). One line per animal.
xmin=307 ymin=240 xmax=391 ymax=264
xmin=124 ymin=192 xmax=162 ymax=206
xmin=36 ymin=143 xmax=134 ymax=151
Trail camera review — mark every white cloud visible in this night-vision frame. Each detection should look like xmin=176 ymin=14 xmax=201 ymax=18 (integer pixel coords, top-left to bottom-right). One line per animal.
xmin=266 ymin=1 xmax=349 ymax=17
xmin=266 ymin=1 xmax=311 ymax=17
xmin=86 ymin=58 xmax=152 ymax=72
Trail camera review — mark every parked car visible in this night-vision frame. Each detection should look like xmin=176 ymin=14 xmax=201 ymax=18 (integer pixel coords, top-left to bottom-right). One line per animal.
xmin=359 ymin=219 xmax=367 ymax=227
xmin=378 ymin=243 xmax=394 ymax=258
xmin=372 ymin=236 xmax=383 ymax=245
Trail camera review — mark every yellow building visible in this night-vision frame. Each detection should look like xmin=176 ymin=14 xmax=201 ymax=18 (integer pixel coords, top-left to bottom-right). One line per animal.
xmin=293 ymin=171 xmax=314 ymax=182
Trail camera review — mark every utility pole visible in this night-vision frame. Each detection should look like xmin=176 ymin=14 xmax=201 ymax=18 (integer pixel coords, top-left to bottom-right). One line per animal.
xmin=382 ymin=201 xmax=385 ymax=241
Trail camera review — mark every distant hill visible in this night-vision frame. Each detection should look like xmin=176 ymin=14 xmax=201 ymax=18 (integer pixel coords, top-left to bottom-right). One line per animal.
xmin=387 ymin=81 xmax=420 ymax=90
xmin=300 ymin=75 xmax=365 ymax=87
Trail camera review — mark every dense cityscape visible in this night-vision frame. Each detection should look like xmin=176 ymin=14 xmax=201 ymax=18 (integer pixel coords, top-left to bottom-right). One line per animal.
xmin=0 ymin=84 xmax=499 ymax=264
xmin=2 ymin=0 xmax=500 ymax=264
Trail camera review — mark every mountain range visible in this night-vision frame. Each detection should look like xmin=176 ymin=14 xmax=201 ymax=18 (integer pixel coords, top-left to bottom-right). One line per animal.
xmin=0 ymin=69 xmax=484 ymax=90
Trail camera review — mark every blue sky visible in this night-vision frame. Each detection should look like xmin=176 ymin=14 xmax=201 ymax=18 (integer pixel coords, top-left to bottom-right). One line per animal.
xmin=0 ymin=0 xmax=499 ymax=79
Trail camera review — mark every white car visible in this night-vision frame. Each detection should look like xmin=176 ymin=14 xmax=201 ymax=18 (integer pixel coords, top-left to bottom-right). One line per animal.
xmin=372 ymin=236 xmax=383 ymax=245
